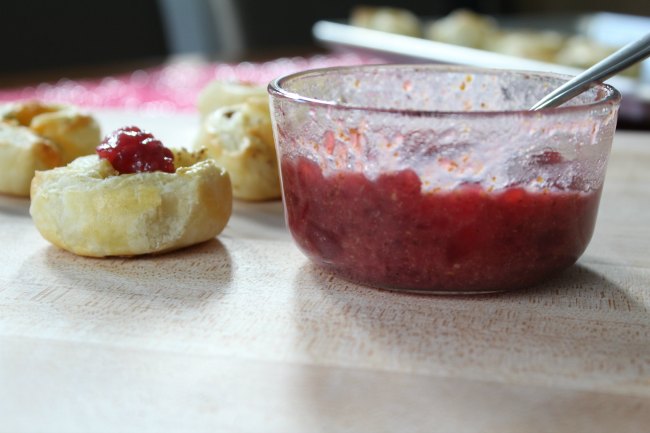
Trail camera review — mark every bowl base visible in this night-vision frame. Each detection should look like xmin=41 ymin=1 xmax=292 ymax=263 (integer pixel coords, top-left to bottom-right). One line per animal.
xmin=376 ymin=287 xmax=510 ymax=296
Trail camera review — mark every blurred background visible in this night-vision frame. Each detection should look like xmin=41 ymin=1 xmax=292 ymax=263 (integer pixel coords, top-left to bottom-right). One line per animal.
xmin=1 ymin=0 xmax=649 ymax=128
xmin=1 ymin=0 xmax=648 ymax=74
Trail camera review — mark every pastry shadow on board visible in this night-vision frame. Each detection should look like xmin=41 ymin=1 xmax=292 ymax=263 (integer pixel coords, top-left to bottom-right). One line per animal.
xmin=24 ymin=238 xmax=234 ymax=305
xmin=0 ymin=195 xmax=30 ymax=216
xmin=232 ymin=200 xmax=286 ymax=229
xmin=224 ymin=200 xmax=289 ymax=241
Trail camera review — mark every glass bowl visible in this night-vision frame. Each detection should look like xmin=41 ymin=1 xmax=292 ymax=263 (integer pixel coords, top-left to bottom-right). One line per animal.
xmin=268 ymin=65 xmax=621 ymax=294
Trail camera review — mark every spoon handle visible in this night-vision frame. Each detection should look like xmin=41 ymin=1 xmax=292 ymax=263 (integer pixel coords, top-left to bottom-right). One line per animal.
xmin=530 ymin=32 xmax=650 ymax=111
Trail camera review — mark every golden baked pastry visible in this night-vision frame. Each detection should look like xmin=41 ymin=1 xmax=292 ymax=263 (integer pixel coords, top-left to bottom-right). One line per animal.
xmin=485 ymin=30 xmax=566 ymax=63
xmin=425 ymin=9 xmax=498 ymax=49
xmin=0 ymin=101 xmax=101 ymax=196
xmin=0 ymin=123 xmax=61 ymax=196
xmin=350 ymin=6 xmax=421 ymax=37
xmin=197 ymin=81 xmax=269 ymax=119
xmin=1 ymin=101 xmax=101 ymax=162
xmin=196 ymin=98 xmax=280 ymax=201
xmin=30 ymin=128 xmax=232 ymax=257
xmin=424 ymin=9 xmax=637 ymax=76
xmin=555 ymin=35 xmax=618 ymax=70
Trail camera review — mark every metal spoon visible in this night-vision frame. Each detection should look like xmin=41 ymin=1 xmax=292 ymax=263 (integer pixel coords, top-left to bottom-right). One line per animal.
xmin=530 ymin=32 xmax=650 ymax=111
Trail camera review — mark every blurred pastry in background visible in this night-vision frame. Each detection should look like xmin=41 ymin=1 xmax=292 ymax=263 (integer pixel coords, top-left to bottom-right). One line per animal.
xmin=350 ymin=5 xmax=421 ymax=37
xmin=0 ymin=101 xmax=101 ymax=196
xmin=1 ymin=101 xmax=101 ymax=163
xmin=197 ymin=81 xmax=269 ymax=119
xmin=196 ymin=81 xmax=280 ymax=201
xmin=424 ymin=8 xmax=566 ymax=63
xmin=0 ymin=123 xmax=60 ymax=196
xmin=424 ymin=9 xmax=498 ymax=49
xmin=555 ymin=35 xmax=618 ymax=69
xmin=346 ymin=7 xmax=638 ymax=77
xmin=423 ymin=9 xmax=634 ymax=74
xmin=484 ymin=30 xmax=567 ymax=63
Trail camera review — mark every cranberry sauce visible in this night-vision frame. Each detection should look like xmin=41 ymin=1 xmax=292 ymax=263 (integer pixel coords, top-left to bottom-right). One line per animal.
xmin=281 ymin=156 xmax=602 ymax=292
xmin=96 ymin=126 xmax=175 ymax=174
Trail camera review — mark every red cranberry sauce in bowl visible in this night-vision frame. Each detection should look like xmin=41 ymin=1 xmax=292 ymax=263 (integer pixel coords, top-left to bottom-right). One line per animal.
xmin=268 ymin=65 xmax=620 ymax=293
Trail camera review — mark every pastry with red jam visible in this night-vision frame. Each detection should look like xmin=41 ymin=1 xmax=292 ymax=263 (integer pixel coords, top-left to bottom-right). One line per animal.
xmin=30 ymin=126 xmax=232 ymax=257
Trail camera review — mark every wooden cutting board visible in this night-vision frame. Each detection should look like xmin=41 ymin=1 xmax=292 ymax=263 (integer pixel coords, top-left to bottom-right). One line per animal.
xmin=1 ymin=131 xmax=649 ymax=433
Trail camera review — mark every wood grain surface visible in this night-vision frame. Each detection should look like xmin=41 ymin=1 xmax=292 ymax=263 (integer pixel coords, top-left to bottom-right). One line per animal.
xmin=1 ymin=131 xmax=649 ymax=433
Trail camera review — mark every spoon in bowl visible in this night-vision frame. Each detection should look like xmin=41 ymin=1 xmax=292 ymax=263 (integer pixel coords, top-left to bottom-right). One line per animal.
xmin=530 ymin=32 xmax=650 ymax=111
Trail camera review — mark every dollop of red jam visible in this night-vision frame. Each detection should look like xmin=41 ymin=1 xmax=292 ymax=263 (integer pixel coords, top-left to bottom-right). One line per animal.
xmin=96 ymin=126 xmax=175 ymax=174
xmin=281 ymin=156 xmax=602 ymax=293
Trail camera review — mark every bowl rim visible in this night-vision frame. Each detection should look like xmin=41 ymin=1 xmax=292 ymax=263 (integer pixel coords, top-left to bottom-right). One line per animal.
xmin=267 ymin=64 xmax=622 ymax=117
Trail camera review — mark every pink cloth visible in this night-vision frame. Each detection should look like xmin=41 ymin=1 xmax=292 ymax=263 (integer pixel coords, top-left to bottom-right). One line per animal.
xmin=0 ymin=53 xmax=380 ymax=112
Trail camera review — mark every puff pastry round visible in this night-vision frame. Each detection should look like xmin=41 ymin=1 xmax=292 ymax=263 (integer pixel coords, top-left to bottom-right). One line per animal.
xmin=197 ymin=81 xmax=269 ymax=119
xmin=0 ymin=101 xmax=101 ymax=196
xmin=196 ymin=98 xmax=280 ymax=201
xmin=425 ymin=9 xmax=498 ymax=49
xmin=30 ymin=150 xmax=232 ymax=257
xmin=1 ymin=101 xmax=101 ymax=162
xmin=0 ymin=123 xmax=61 ymax=196
xmin=350 ymin=6 xmax=421 ymax=37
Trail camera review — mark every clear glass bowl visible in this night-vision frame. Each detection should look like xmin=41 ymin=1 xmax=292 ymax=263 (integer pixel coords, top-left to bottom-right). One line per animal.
xmin=268 ymin=65 xmax=621 ymax=294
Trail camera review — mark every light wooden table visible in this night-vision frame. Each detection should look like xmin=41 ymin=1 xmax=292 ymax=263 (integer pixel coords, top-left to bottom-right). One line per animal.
xmin=1 ymin=129 xmax=649 ymax=433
